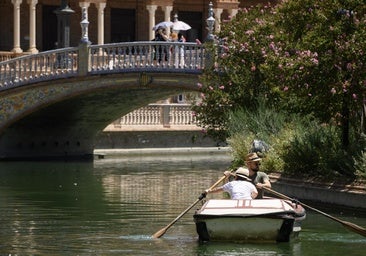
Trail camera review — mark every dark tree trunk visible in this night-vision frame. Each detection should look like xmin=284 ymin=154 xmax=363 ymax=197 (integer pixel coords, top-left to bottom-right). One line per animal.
xmin=341 ymin=96 xmax=350 ymax=149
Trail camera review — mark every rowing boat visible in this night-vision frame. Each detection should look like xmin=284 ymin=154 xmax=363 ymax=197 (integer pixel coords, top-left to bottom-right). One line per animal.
xmin=193 ymin=198 xmax=306 ymax=243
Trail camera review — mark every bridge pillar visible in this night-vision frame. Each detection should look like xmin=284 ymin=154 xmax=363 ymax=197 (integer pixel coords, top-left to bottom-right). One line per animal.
xmin=96 ymin=2 xmax=106 ymax=45
xmin=78 ymin=41 xmax=90 ymax=76
xmin=146 ymin=4 xmax=158 ymax=40
xmin=11 ymin=0 xmax=23 ymax=53
xmin=27 ymin=0 xmax=39 ymax=54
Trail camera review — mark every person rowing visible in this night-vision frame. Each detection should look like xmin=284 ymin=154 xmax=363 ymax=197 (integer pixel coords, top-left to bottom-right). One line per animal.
xmin=205 ymin=167 xmax=258 ymax=199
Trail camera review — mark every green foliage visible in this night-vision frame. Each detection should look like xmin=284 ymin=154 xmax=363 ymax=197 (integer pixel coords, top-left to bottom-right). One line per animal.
xmin=351 ymin=133 xmax=366 ymax=178
xmin=227 ymin=104 xmax=295 ymax=172
xmin=192 ymin=5 xmax=277 ymax=141
xmin=281 ymin=123 xmax=366 ymax=179
xmin=355 ymin=150 xmax=366 ymax=179
xmin=192 ymin=0 xmax=366 ymax=178
xmin=227 ymin=107 xmax=366 ymax=180
xmin=281 ymin=123 xmax=347 ymax=178
xmin=193 ymin=0 xmax=366 ymax=147
xmin=263 ymin=0 xmax=366 ymax=129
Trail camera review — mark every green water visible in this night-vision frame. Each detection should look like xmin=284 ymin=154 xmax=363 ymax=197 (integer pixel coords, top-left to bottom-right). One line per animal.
xmin=0 ymin=154 xmax=365 ymax=255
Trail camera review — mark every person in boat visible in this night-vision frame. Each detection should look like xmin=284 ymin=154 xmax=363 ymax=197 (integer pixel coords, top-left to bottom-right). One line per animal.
xmin=205 ymin=167 xmax=258 ymax=200
xmin=244 ymin=152 xmax=271 ymax=199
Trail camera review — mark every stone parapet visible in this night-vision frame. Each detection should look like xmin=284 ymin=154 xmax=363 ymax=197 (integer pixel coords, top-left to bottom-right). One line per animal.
xmin=269 ymin=172 xmax=366 ymax=210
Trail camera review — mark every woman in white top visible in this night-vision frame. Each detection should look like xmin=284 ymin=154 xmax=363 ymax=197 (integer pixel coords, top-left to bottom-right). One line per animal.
xmin=205 ymin=167 xmax=258 ymax=200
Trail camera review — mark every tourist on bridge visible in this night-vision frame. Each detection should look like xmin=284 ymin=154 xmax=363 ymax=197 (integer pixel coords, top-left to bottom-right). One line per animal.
xmin=153 ymin=27 xmax=170 ymax=63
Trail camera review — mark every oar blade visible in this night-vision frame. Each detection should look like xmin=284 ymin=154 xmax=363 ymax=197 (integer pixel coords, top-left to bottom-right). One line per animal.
xmin=152 ymin=227 xmax=167 ymax=239
xmin=343 ymin=221 xmax=366 ymax=237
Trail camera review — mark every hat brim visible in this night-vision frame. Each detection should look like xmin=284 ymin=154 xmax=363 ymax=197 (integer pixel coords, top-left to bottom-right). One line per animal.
xmin=236 ymin=174 xmax=252 ymax=181
xmin=246 ymin=158 xmax=261 ymax=162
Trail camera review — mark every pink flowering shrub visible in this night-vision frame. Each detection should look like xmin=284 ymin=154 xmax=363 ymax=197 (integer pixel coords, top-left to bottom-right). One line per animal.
xmin=193 ymin=0 xmax=366 ymax=147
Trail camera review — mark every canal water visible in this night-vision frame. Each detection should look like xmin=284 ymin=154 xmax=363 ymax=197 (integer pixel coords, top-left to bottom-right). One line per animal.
xmin=0 ymin=153 xmax=365 ymax=255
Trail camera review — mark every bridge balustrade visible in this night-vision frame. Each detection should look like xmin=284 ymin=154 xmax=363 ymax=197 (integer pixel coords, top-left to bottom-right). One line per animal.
xmin=89 ymin=41 xmax=205 ymax=74
xmin=106 ymin=103 xmax=198 ymax=130
xmin=0 ymin=47 xmax=79 ymax=89
xmin=0 ymin=41 xmax=205 ymax=91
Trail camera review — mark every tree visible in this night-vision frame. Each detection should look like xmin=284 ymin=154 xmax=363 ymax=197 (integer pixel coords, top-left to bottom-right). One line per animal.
xmin=192 ymin=4 xmax=277 ymax=141
xmin=263 ymin=0 xmax=366 ymax=148
xmin=193 ymin=0 xmax=366 ymax=148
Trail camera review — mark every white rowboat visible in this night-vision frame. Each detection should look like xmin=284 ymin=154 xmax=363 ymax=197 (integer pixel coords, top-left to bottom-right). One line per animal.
xmin=194 ymin=198 xmax=306 ymax=243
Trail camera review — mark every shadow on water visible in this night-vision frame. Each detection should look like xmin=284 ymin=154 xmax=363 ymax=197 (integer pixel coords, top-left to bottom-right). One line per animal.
xmin=0 ymin=161 xmax=105 ymax=209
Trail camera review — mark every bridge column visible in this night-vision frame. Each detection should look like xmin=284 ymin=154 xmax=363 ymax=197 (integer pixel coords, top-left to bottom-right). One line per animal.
xmin=163 ymin=5 xmax=173 ymax=36
xmin=96 ymin=2 xmax=106 ymax=46
xmin=213 ymin=8 xmax=223 ymax=33
xmin=78 ymin=4 xmax=91 ymax=76
xmin=163 ymin=5 xmax=173 ymax=21
xmin=11 ymin=0 xmax=23 ymax=54
xmin=146 ymin=4 xmax=157 ymax=40
xmin=27 ymin=0 xmax=38 ymax=53
xmin=78 ymin=40 xmax=90 ymax=76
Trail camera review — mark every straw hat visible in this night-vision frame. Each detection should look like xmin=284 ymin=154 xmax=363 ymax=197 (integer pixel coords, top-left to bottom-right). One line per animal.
xmin=235 ymin=167 xmax=251 ymax=181
xmin=245 ymin=152 xmax=261 ymax=162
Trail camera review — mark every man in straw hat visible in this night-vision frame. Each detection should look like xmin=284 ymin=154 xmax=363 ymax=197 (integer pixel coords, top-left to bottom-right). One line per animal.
xmin=244 ymin=152 xmax=271 ymax=199
xmin=205 ymin=167 xmax=258 ymax=200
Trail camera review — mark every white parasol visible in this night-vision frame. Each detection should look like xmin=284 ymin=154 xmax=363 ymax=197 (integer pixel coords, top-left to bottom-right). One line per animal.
xmin=172 ymin=20 xmax=191 ymax=31
xmin=152 ymin=21 xmax=173 ymax=31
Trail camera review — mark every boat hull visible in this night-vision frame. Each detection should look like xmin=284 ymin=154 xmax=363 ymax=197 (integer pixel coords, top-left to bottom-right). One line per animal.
xmin=194 ymin=199 xmax=305 ymax=243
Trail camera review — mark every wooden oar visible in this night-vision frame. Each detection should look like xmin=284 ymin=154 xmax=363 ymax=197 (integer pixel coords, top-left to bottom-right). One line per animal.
xmin=152 ymin=172 xmax=229 ymax=239
xmin=263 ymin=187 xmax=366 ymax=237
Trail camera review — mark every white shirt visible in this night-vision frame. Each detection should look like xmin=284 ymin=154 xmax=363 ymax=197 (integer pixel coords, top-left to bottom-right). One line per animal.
xmin=221 ymin=180 xmax=257 ymax=200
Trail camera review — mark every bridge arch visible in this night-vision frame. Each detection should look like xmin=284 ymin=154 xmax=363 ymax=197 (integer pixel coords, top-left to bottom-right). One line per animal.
xmin=0 ymin=42 xmax=205 ymax=160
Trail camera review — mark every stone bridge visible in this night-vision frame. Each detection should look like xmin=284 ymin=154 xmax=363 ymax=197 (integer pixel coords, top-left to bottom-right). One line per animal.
xmin=0 ymin=41 xmax=207 ymax=160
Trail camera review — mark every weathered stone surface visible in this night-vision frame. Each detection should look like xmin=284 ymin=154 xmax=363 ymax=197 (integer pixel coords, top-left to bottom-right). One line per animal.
xmin=269 ymin=172 xmax=366 ymax=210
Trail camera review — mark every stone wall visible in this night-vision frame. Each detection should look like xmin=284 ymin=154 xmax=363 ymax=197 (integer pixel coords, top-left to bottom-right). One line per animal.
xmin=269 ymin=173 xmax=366 ymax=210
xmin=95 ymin=130 xmax=223 ymax=149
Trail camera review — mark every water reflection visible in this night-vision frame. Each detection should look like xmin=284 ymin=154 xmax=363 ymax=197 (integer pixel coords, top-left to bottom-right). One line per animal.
xmin=0 ymin=154 xmax=365 ymax=255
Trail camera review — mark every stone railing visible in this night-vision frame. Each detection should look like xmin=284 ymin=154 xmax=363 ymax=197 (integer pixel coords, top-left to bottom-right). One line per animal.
xmin=104 ymin=103 xmax=200 ymax=131
xmin=0 ymin=47 xmax=79 ymax=89
xmin=89 ymin=41 xmax=205 ymax=74
xmin=0 ymin=41 xmax=205 ymax=91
